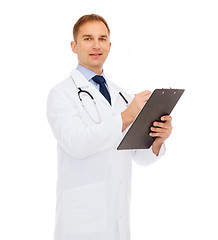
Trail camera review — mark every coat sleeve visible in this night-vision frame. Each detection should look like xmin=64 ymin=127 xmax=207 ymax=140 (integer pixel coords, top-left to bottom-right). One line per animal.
xmin=47 ymin=86 xmax=123 ymax=159
xmin=132 ymin=143 xmax=166 ymax=166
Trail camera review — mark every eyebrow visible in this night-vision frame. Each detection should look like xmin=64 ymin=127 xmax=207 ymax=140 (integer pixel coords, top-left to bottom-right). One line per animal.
xmin=81 ymin=34 xmax=108 ymax=38
xmin=100 ymin=35 xmax=108 ymax=38
xmin=82 ymin=34 xmax=92 ymax=38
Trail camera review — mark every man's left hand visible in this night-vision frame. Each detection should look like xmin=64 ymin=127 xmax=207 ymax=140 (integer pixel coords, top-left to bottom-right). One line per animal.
xmin=150 ymin=115 xmax=173 ymax=156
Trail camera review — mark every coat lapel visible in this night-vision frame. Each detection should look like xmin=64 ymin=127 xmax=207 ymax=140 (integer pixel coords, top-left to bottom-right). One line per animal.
xmin=70 ymin=69 xmax=90 ymax=88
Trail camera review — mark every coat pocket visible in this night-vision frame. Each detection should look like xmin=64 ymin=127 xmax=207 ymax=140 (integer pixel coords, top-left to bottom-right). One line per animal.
xmin=62 ymin=181 xmax=107 ymax=235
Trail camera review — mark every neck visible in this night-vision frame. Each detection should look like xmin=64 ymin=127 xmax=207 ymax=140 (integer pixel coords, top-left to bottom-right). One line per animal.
xmin=88 ymin=67 xmax=102 ymax=75
xmin=79 ymin=63 xmax=103 ymax=75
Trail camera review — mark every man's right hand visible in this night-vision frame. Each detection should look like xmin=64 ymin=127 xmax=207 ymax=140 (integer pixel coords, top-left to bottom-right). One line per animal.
xmin=121 ymin=90 xmax=151 ymax=132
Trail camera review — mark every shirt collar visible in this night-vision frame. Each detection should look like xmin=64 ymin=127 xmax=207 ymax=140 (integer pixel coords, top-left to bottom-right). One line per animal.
xmin=76 ymin=64 xmax=106 ymax=81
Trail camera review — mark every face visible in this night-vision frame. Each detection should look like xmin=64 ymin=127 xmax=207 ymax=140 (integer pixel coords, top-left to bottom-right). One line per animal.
xmin=71 ymin=21 xmax=111 ymax=75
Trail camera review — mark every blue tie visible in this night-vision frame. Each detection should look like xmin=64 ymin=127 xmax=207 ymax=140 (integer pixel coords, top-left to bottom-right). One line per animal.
xmin=92 ymin=75 xmax=111 ymax=105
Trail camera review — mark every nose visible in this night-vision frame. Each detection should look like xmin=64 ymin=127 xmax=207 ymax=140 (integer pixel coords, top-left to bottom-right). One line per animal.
xmin=92 ymin=39 xmax=100 ymax=50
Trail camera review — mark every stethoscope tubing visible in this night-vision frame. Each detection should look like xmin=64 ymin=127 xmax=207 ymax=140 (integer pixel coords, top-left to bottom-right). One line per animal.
xmin=70 ymin=76 xmax=128 ymax=124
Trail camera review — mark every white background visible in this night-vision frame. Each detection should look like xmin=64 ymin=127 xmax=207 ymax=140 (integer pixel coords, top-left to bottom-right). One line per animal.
xmin=0 ymin=0 xmax=217 ymax=239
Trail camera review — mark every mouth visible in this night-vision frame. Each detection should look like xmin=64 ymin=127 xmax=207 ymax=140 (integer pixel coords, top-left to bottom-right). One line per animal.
xmin=89 ymin=53 xmax=102 ymax=56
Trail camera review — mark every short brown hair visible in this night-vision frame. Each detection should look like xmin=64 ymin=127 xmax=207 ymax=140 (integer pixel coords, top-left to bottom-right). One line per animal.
xmin=73 ymin=14 xmax=110 ymax=42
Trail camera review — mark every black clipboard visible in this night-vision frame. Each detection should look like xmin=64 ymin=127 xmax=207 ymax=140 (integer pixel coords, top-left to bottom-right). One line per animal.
xmin=117 ymin=88 xmax=185 ymax=150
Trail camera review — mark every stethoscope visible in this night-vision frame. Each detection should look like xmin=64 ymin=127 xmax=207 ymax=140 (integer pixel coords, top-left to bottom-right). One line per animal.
xmin=70 ymin=76 xmax=129 ymax=124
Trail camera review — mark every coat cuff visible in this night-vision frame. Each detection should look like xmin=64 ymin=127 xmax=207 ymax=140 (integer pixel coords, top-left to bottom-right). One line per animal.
xmin=132 ymin=142 xmax=166 ymax=166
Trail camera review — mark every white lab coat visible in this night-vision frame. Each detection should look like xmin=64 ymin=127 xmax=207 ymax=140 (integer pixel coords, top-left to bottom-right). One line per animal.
xmin=47 ymin=69 xmax=165 ymax=240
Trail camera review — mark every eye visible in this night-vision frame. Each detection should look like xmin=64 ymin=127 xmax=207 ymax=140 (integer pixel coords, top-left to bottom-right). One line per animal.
xmin=100 ymin=38 xmax=106 ymax=41
xmin=84 ymin=37 xmax=91 ymax=41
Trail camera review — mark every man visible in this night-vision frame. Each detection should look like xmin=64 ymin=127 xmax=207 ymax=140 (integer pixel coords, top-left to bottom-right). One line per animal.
xmin=47 ymin=14 xmax=172 ymax=240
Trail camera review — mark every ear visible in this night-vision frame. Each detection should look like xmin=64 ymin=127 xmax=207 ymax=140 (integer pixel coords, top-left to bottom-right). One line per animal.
xmin=109 ymin=42 xmax=111 ymax=52
xmin=71 ymin=41 xmax=77 ymax=54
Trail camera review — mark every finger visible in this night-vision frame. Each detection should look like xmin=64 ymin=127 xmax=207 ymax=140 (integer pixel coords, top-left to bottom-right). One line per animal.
xmin=160 ymin=115 xmax=172 ymax=122
xmin=153 ymin=121 xmax=171 ymax=129
xmin=150 ymin=127 xmax=166 ymax=133
xmin=149 ymin=131 xmax=168 ymax=138
xmin=141 ymin=90 xmax=152 ymax=96
xmin=137 ymin=90 xmax=152 ymax=98
xmin=142 ymin=91 xmax=152 ymax=102
xmin=149 ymin=132 xmax=162 ymax=137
